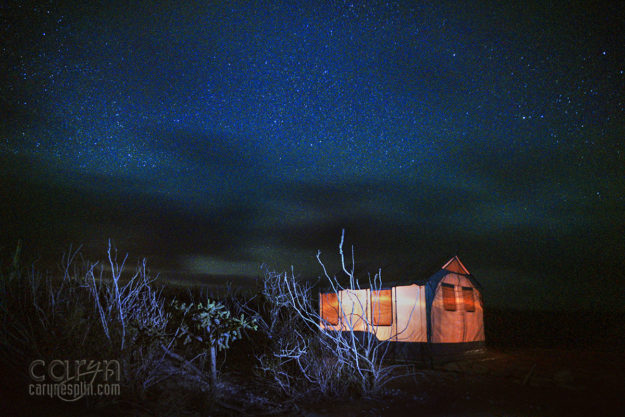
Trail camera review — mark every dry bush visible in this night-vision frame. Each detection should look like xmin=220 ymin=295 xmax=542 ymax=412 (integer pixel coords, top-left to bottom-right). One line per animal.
xmin=0 ymin=241 xmax=173 ymax=397
xmin=0 ymin=241 xmax=255 ymax=414
xmin=250 ymin=230 xmax=411 ymax=399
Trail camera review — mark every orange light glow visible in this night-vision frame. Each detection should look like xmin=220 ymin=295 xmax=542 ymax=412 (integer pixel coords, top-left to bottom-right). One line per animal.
xmin=442 ymin=283 xmax=456 ymax=311
xmin=462 ymin=287 xmax=475 ymax=312
xmin=320 ymin=292 xmax=339 ymax=325
xmin=371 ymin=289 xmax=393 ymax=326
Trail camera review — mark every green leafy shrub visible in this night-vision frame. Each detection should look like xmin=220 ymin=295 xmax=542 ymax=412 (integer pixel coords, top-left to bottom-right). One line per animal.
xmin=168 ymin=299 xmax=257 ymax=351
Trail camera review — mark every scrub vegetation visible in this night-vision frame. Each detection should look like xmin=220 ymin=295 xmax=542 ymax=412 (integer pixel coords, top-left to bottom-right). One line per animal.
xmin=0 ymin=235 xmax=409 ymax=416
xmin=0 ymin=241 xmax=259 ymax=415
xmin=1 ymin=239 xmax=623 ymax=417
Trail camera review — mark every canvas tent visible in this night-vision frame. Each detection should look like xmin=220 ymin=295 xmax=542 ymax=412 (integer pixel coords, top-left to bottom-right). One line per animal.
xmin=319 ymin=256 xmax=485 ymax=356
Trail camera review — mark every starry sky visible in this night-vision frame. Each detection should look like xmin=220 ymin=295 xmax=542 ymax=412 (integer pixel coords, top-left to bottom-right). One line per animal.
xmin=1 ymin=0 xmax=624 ymax=311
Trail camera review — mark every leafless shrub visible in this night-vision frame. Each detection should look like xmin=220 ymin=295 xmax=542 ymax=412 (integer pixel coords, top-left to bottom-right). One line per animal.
xmin=253 ymin=230 xmax=413 ymax=398
xmin=0 ymin=241 xmax=174 ymax=396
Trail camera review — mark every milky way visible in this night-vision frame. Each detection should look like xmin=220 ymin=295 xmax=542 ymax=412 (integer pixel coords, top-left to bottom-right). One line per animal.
xmin=2 ymin=1 xmax=624 ymax=310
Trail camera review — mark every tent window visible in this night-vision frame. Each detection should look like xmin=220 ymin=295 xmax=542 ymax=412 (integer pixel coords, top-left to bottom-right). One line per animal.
xmin=442 ymin=284 xmax=456 ymax=311
xmin=370 ymin=289 xmax=393 ymax=326
xmin=321 ymin=292 xmax=340 ymax=325
xmin=462 ymin=287 xmax=475 ymax=312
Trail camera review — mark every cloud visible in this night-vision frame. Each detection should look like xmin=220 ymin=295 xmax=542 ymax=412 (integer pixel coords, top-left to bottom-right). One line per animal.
xmin=179 ymin=255 xmax=261 ymax=277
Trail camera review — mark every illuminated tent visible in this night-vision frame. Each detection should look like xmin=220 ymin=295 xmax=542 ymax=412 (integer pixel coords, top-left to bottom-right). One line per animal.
xmin=319 ymin=256 xmax=485 ymax=356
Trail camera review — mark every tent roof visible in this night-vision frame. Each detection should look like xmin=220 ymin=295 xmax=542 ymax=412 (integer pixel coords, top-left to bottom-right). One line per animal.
xmin=441 ymin=256 xmax=470 ymax=275
xmin=318 ymin=255 xmax=475 ymax=292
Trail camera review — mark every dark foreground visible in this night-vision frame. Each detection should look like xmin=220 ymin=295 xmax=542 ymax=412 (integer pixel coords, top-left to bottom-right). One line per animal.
xmin=2 ymin=346 xmax=624 ymax=417
xmin=311 ymin=347 xmax=625 ymax=417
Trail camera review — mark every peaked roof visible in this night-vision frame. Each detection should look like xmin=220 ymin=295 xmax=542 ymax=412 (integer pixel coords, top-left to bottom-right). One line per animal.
xmin=318 ymin=255 xmax=475 ymax=292
xmin=441 ymin=256 xmax=470 ymax=275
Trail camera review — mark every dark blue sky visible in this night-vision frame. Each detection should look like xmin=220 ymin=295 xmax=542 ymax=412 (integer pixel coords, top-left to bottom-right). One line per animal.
xmin=2 ymin=0 xmax=624 ymax=310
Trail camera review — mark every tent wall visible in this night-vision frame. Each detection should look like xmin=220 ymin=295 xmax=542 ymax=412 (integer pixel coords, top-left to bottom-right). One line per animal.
xmin=319 ymin=288 xmax=370 ymax=333
xmin=429 ymin=273 xmax=484 ymax=343
xmin=319 ymin=256 xmax=485 ymax=353
xmin=338 ymin=289 xmax=369 ymax=332
xmin=390 ymin=284 xmax=427 ymax=342
xmin=319 ymin=285 xmax=427 ymax=342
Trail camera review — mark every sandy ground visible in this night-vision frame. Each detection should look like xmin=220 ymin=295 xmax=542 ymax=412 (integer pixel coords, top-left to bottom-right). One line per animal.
xmin=2 ymin=347 xmax=624 ymax=416
xmin=293 ymin=347 xmax=625 ymax=417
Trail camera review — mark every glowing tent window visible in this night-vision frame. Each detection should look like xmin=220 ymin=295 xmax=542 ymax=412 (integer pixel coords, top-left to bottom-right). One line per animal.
xmin=321 ymin=292 xmax=340 ymax=325
xmin=370 ymin=289 xmax=393 ymax=326
xmin=442 ymin=283 xmax=456 ymax=311
xmin=462 ymin=287 xmax=476 ymax=312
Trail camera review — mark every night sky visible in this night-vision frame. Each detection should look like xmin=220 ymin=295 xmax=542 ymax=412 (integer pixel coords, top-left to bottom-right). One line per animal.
xmin=2 ymin=0 xmax=624 ymax=311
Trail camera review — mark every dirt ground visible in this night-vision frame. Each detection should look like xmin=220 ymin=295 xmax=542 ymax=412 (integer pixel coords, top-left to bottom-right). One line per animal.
xmin=292 ymin=347 xmax=625 ymax=417
xmin=2 ymin=346 xmax=624 ymax=416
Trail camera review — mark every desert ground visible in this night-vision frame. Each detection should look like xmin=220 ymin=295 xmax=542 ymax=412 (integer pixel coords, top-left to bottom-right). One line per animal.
xmin=2 ymin=344 xmax=624 ymax=416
